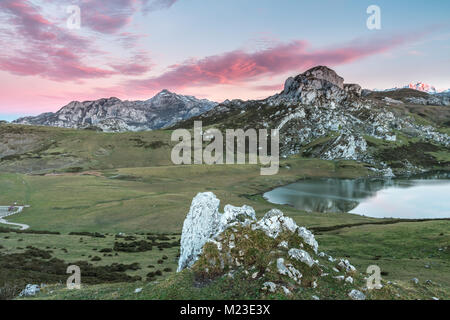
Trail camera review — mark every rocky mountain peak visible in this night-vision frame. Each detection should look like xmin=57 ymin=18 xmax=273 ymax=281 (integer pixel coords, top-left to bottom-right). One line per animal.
xmin=301 ymin=65 xmax=344 ymax=89
xmin=178 ymin=65 xmax=448 ymax=175
xmin=269 ymin=66 xmax=351 ymax=106
xmin=155 ymin=89 xmax=173 ymax=96
xmin=14 ymin=91 xmax=217 ymax=132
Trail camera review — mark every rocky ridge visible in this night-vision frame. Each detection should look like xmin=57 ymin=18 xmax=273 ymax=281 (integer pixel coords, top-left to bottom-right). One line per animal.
xmin=14 ymin=90 xmax=217 ymax=132
xmin=177 ymin=192 xmax=376 ymax=299
xmin=175 ymin=66 xmax=449 ymax=175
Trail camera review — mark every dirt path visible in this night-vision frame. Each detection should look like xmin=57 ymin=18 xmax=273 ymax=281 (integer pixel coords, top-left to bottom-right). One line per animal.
xmin=0 ymin=206 xmax=30 ymax=230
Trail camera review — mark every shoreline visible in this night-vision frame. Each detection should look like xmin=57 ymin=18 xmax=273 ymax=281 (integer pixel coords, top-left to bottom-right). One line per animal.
xmin=255 ymin=168 xmax=450 ymax=222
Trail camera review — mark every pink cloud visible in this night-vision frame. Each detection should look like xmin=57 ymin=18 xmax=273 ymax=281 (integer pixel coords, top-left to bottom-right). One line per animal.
xmin=79 ymin=0 xmax=136 ymax=34
xmin=252 ymin=84 xmax=284 ymax=91
xmin=78 ymin=0 xmax=179 ymax=34
xmin=0 ymin=0 xmax=55 ymax=41
xmin=143 ymin=0 xmax=178 ymax=12
xmin=126 ymin=32 xmax=426 ymax=93
xmin=110 ymin=53 xmax=153 ymax=75
xmin=0 ymin=0 xmax=152 ymax=81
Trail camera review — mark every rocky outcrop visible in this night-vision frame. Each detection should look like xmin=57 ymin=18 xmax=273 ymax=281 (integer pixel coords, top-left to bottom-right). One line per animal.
xmin=303 ymin=66 xmax=344 ymax=89
xmin=180 ymin=66 xmax=449 ymax=174
xmin=404 ymin=95 xmax=450 ymax=106
xmin=177 ymin=192 xmax=255 ymax=271
xmin=19 ymin=284 xmax=40 ymax=297
xmin=344 ymin=84 xmax=362 ymax=97
xmin=178 ymin=192 xmax=372 ymax=299
xmin=271 ymin=66 xmax=348 ymax=106
xmin=14 ymin=90 xmax=217 ymax=132
xmin=321 ymin=133 xmax=368 ymax=161
xmin=348 ymin=289 xmax=366 ymax=300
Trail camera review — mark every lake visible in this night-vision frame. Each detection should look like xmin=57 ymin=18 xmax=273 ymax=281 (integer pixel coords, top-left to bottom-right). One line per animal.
xmin=263 ymin=172 xmax=450 ymax=219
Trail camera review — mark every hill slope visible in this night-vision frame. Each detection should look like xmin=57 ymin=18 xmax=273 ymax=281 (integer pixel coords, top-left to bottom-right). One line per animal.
xmin=174 ymin=66 xmax=449 ymax=175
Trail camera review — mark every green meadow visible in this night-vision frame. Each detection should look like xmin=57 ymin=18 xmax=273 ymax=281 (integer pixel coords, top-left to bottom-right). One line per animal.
xmin=0 ymin=124 xmax=448 ymax=300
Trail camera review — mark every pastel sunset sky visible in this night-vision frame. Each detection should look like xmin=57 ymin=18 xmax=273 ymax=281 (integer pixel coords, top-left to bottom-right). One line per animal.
xmin=1 ymin=0 xmax=449 ymax=121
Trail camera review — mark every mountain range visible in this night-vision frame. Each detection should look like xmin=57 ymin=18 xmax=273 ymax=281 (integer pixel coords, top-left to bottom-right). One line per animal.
xmin=376 ymin=82 xmax=450 ymax=94
xmin=13 ymin=90 xmax=217 ymax=132
xmin=173 ymin=66 xmax=449 ymax=175
xmin=12 ymin=77 xmax=450 ymax=133
xmin=8 ymin=65 xmax=450 ymax=175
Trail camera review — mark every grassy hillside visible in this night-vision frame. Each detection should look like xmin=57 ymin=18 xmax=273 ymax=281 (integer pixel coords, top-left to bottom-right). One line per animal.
xmin=0 ymin=124 xmax=174 ymax=173
xmin=0 ymin=158 xmax=377 ymax=233
xmin=0 ymin=123 xmax=449 ymax=300
xmin=11 ymin=218 xmax=449 ymax=300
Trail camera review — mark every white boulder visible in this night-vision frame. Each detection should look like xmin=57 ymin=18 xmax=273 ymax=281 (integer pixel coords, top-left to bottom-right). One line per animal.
xmin=297 ymin=227 xmax=319 ymax=253
xmin=288 ymin=248 xmax=315 ymax=267
xmin=177 ymin=192 xmax=222 ymax=271
xmin=338 ymin=259 xmax=356 ymax=273
xmin=177 ymin=193 xmax=258 ymax=271
xmin=348 ymin=289 xmax=366 ymax=300
xmin=256 ymin=209 xmax=298 ymax=238
xmin=262 ymin=282 xmax=277 ymax=293
xmin=19 ymin=284 xmax=40 ymax=297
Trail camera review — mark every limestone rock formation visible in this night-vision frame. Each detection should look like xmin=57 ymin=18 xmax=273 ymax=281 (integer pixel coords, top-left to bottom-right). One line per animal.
xmin=178 ymin=65 xmax=449 ymax=175
xmin=14 ymin=90 xmax=217 ymax=132
xmin=177 ymin=192 xmax=373 ymax=299
xmin=177 ymin=192 xmax=256 ymax=272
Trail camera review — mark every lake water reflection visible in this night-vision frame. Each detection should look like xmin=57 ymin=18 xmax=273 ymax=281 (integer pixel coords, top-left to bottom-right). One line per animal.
xmin=263 ymin=172 xmax=450 ymax=219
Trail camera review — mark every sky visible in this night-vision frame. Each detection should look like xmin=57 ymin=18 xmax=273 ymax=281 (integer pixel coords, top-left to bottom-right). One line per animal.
xmin=0 ymin=0 xmax=449 ymax=121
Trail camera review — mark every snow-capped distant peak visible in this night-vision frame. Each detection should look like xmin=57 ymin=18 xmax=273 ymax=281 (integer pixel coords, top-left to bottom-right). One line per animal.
xmin=407 ymin=82 xmax=437 ymax=94
xmin=373 ymin=82 xmax=447 ymax=94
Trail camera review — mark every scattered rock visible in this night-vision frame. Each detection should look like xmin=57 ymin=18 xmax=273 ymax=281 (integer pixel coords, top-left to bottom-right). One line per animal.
xmin=278 ymin=241 xmax=289 ymax=249
xmin=337 ymin=259 xmax=356 ymax=274
xmin=345 ymin=276 xmax=354 ymax=284
xmin=262 ymin=282 xmax=277 ymax=293
xmin=382 ymin=97 xmax=403 ymax=104
xmin=256 ymin=209 xmax=298 ymax=239
xmin=281 ymin=286 xmax=292 ymax=296
xmin=334 ymin=275 xmax=345 ymax=281
xmin=348 ymin=289 xmax=366 ymax=300
xmin=19 ymin=284 xmax=40 ymax=297
xmin=288 ymin=248 xmax=315 ymax=267
xmin=297 ymin=227 xmax=319 ymax=254
xmin=277 ymin=258 xmax=302 ymax=283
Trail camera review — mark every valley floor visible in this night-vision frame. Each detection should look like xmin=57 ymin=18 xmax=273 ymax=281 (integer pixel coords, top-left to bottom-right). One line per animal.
xmin=0 ymin=156 xmax=448 ymax=300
